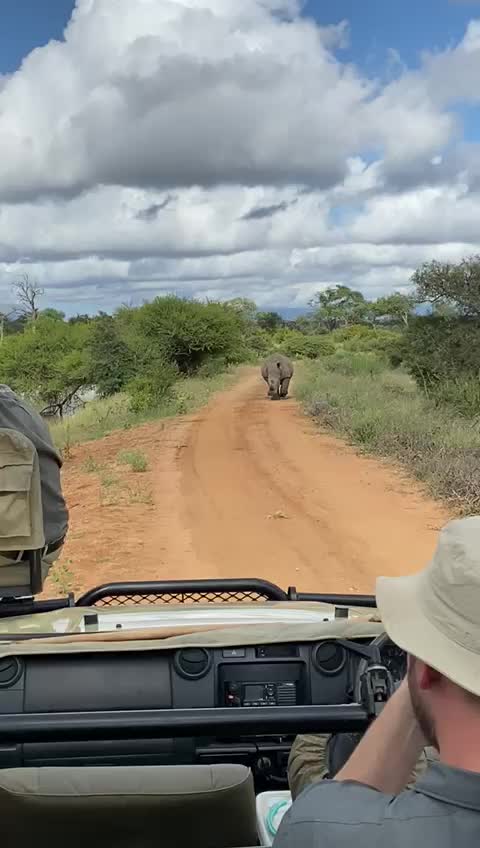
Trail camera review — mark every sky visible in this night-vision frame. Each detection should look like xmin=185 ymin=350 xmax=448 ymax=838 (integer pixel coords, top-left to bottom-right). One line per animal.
xmin=1 ymin=0 xmax=480 ymax=315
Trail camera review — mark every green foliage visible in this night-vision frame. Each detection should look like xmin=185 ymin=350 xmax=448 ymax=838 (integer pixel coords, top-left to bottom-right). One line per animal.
xmin=329 ymin=324 xmax=374 ymax=342
xmin=341 ymin=328 xmax=403 ymax=357
xmin=371 ymin=292 xmax=416 ymax=326
xmin=87 ymin=315 xmax=135 ymax=397
xmin=286 ymin=314 xmax=327 ymax=335
xmin=125 ymin=361 xmax=178 ymax=413
xmin=117 ymin=450 xmax=148 ymax=472
xmin=269 ymin=329 xmax=334 ymax=359
xmin=195 ymin=355 xmax=229 ymax=378
xmin=429 ymin=377 xmax=480 ymax=418
xmin=400 ymin=256 xmax=480 ymax=405
xmin=402 ymin=316 xmax=480 ymax=388
xmin=130 ymin=296 xmax=246 ymax=373
xmin=256 ymin=311 xmax=284 ymax=331
xmin=297 ymin=359 xmax=480 ymax=513
xmin=309 ymin=285 xmax=370 ymax=330
xmin=0 ymin=317 xmax=91 ymax=414
xmin=41 ymin=308 xmax=66 ymax=321
xmin=324 ymin=350 xmax=387 ymax=377
xmin=223 ymin=298 xmax=258 ymax=323
xmin=412 ymin=256 xmax=480 ymax=317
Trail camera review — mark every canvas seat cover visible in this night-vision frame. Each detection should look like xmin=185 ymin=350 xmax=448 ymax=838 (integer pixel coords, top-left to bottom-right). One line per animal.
xmin=0 ymin=428 xmax=45 ymax=594
xmin=0 ymin=763 xmax=257 ymax=848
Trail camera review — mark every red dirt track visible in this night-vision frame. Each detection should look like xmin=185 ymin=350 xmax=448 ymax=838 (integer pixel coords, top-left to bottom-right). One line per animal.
xmin=43 ymin=370 xmax=450 ymax=598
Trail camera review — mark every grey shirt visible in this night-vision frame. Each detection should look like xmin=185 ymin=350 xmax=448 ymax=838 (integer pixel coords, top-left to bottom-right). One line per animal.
xmin=274 ymin=762 xmax=480 ymax=847
xmin=0 ymin=386 xmax=68 ymax=544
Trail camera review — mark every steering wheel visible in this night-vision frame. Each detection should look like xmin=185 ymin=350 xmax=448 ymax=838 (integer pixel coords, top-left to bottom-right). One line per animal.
xmin=328 ymin=633 xmax=401 ymax=777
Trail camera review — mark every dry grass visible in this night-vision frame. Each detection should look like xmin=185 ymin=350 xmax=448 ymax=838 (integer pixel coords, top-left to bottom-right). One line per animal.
xmin=297 ymin=356 xmax=480 ymax=514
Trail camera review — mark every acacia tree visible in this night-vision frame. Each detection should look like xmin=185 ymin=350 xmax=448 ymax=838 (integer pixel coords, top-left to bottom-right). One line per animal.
xmin=372 ymin=292 xmax=416 ymax=327
xmin=0 ymin=317 xmax=92 ymax=416
xmin=411 ymin=256 xmax=480 ymax=317
xmin=309 ymin=285 xmax=370 ymax=330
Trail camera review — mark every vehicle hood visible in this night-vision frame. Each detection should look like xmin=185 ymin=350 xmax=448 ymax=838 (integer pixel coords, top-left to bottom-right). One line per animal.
xmin=0 ymin=600 xmax=378 ymax=637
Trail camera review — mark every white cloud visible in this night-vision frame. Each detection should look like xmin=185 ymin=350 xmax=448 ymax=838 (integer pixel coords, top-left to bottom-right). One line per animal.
xmin=1 ymin=1 xmax=480 ymax=311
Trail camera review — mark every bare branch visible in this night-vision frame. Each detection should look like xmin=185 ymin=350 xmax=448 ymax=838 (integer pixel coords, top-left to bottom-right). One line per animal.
xmin=12 ymin=273 xmax=44 ymax=322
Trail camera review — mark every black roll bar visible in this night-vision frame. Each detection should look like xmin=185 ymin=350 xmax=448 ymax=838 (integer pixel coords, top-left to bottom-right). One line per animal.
xmin=0 ymin=704 xmax=369 ymax=742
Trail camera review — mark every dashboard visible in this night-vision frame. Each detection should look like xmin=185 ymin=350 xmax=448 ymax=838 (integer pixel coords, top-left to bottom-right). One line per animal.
xmin=0 ymin=636 xmax=405 ymax=784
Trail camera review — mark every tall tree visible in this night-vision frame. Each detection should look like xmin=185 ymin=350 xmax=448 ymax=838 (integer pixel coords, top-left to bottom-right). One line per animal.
xmin=12 ymin=273 xmax=44 ymax=327
xmin=309 ymin=285 xmax=370 ymax=330
xmin=372 ymin=292 xmax=416 ymax=327
xmin=412 ymin=256 xmax=480 ymax=317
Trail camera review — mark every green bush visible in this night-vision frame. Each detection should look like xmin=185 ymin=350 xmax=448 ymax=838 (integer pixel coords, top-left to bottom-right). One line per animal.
xmin=87 ymin=315 xmax=135 ymax=397
xmin=0 ymin=317 xmax=91 ymax=413
xmin=324 ymin=350 xmax=387 ymax=376
xmin=402 ymin=316 xmax=480 ymax=388
xmin=269 ymin=330 xmax=334 ymax=359
xmin=342 ymin=328 xmax=402 ymax=354
xmin=125 ymin=361 xmax=178 ymax=413
xmin=126 ymin=296 xmax=247 ymax=374
xmin=329 ymin=324 xmax=376 ymax=343
xmin=430 ymin=377 xmax=480 ymax=418
xmin=117 ymin=450 xmax=148 ymax=472
xmin=195 ymin=355 xmax=229 ymax=378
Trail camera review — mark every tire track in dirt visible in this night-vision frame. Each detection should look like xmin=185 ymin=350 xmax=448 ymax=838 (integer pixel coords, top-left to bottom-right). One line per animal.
xmin=46 ymin=369 xmax=451 ymax=597
xmin=177 ymin=371 xmax=450 ymax=593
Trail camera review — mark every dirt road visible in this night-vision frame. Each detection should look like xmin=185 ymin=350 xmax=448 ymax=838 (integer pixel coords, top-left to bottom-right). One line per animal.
xmin=47 ymin=369 xmax=450 ymax=597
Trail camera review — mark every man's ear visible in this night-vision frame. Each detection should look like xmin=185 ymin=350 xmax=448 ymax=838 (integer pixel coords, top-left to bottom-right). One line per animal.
xmin=418 ymin=663 xmax=441 ymax=691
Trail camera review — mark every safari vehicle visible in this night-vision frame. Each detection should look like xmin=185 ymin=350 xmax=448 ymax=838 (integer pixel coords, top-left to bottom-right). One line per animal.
xmin=0 ymin=429 xmax=405 ymax=847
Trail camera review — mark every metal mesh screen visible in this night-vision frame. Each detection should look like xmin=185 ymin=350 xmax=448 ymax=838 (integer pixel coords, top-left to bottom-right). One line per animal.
xmin=92 ymin=589 xmax=274 ymax=607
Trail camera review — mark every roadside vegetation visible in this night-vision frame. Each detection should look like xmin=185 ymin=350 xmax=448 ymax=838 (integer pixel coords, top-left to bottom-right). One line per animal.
xmin=2 ymin=254 xmax=480 ymax=515
xmin=296 ymin=257 xmax=480 ymax=514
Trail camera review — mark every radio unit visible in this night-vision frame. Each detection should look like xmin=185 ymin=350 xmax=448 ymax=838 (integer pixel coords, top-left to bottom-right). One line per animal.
xmin=224 ymin=681 xmax=297 ymax=707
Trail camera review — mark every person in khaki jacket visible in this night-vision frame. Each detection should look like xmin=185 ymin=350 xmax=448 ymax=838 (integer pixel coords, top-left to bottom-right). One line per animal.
xmin=288 ymin=731 xmax=438 ymax=799
xmin=0 ymin=384 xmax=68 ymax=594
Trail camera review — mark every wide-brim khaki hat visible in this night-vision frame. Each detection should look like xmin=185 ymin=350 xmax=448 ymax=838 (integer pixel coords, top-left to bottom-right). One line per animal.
xmin=376 ymin=516 xmax=480 ymax=697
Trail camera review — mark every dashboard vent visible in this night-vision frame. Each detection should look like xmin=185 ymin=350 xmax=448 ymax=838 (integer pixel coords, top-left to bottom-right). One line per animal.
xmin=312 ymin=641 xmax=347 ymax=676
xmin=0 ymin=657 xmax=22 ymax=688
xmin=174 ymin=648 xmax=212 ymax=680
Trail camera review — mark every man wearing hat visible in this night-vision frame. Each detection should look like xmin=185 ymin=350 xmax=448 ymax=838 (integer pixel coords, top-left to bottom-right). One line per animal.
xmin=274 ymin=516 xmax=480 ymax=845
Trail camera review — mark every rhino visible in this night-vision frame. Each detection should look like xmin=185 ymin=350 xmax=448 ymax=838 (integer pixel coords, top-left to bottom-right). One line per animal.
xmin=261 ymin=354 xmax=294 ymax=400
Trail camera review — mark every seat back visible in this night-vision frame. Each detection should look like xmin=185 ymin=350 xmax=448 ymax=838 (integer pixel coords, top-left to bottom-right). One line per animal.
xmin=0 ymin=763 xmax=258 ymax=848
xmin=0 ymin=428 xmax=45 ymax=596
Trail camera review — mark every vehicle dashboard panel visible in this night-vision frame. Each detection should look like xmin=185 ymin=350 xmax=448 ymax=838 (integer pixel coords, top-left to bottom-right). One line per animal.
xmin=0 ymin=636 xmax=405 ymax=773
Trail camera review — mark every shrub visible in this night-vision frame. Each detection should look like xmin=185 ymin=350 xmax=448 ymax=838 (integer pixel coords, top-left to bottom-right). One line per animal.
xmin=429 ymin=377 xmax=480 ymax=418
xmin=87 ymin=315 xmax=135 ymax=397
xmin=127 ymin=296 xmax=246 ymax=374
xmin=0 ymin=316 xmax=92 ymax=415
xmin=117 ymin=450 xmax=148 ymax=472
xmin=269 ymin=330 xmax=335 ymax=359
xmin=330 ymin=325 xmax=376 ymax=343
xmin=125 ymin=360 xmax=178 ymax=413
xmin=324 ymin=350 xmax=387 ymax=376
xmin=402 ymin=316 xmax=480 ymax=388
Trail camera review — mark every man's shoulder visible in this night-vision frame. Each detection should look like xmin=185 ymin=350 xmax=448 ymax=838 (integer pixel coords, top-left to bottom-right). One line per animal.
xmin=281 ymin=778 xmax=451 ymax=826
xmin=274 ymin=780 xmax=459 ymax=848
xmin=288 ymin=779 xmax=394 ymax=824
